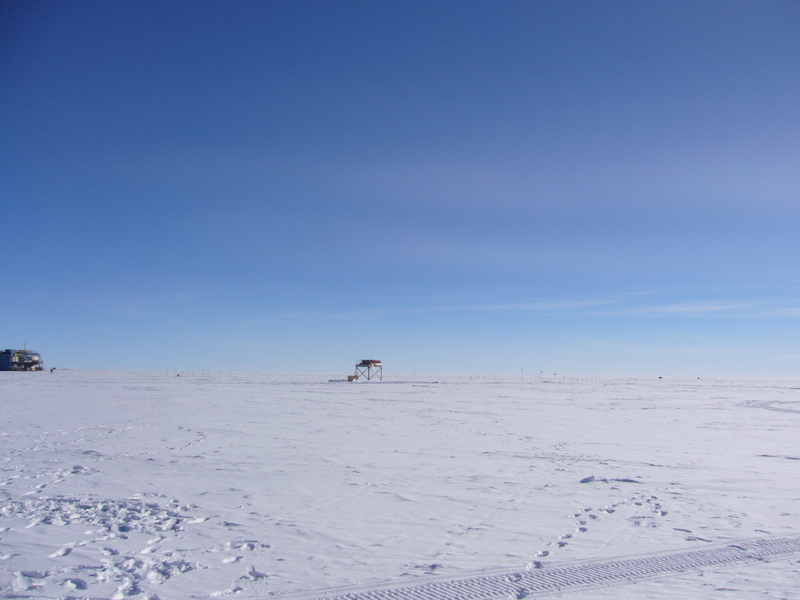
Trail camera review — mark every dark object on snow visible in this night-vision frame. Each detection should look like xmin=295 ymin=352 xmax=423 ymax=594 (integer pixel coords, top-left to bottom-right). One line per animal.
xmin=0 ymin=349 xmax=43 ymax=371
xmin=580 ymin=475 xmax=641 ymax=484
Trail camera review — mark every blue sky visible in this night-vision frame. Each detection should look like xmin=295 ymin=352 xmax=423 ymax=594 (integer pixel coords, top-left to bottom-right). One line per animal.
xmin=2 ymin=1 xmax=799 ymax=375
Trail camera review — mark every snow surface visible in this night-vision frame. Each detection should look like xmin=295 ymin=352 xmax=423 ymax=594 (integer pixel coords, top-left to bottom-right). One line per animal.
xmin=1 ymin=370 xmax=800 ymax=599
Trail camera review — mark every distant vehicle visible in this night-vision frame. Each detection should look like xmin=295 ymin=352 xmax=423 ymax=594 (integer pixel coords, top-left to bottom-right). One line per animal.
xmin=0 ymin=349 xmax=43 ymax=371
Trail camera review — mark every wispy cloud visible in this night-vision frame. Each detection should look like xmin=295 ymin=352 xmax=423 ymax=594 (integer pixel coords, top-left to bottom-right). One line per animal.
xmin=636 ymin=301 xmax=756 ymax=316
xmin=457 ymin=299 xmax=618 ymax=313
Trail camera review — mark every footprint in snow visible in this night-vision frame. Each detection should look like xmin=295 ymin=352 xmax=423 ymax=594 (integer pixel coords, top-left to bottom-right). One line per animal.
xmin=244 ymin=565 xmax=268 ymax=580
xmin=49 ymin=546 xmax=71 ymax=558
xmin=146 ymin=569 xmax=168 ymax=584
xmin=111 ymin=577 xmax=141 ymax=599
xmin=210 ymin=585 xmax=243 ymax=597
xmin=63 ymin=577 xmax=88 ymax=590
xmin=226 ymin=540 xmax=268 ymax=551
xmin=13 ymin=571 xmax=47 ymax=592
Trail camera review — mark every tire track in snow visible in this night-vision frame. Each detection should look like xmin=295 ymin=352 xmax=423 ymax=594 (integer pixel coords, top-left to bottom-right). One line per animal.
xmin=747 ymin=400 xmax=800 ymax=414
xmin=292 ymin=536 xmax=800 ymax=600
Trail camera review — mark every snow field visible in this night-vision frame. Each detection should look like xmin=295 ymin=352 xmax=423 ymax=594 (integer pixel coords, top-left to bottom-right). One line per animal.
xmin=1 ymin=371 xmax=800 ymax=598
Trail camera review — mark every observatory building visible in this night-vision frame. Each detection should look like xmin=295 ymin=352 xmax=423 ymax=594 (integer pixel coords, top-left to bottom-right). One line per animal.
xmin=352 ymin=359 xmax=382 ymax=381
xmin=0 ymin=349 xmax=43 ymax=371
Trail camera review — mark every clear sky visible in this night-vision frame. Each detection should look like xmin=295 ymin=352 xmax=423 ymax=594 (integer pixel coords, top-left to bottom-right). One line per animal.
xmin=2 ymin=1 xmax=799 ymax=376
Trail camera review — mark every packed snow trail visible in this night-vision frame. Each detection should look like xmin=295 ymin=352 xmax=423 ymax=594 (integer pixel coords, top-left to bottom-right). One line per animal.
xmin=293 ymin=536 xmax=800 ymax=600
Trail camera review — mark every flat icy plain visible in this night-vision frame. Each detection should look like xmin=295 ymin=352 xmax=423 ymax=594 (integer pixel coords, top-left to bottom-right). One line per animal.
xmin=1 ymin=371 xmax=799 ymax=599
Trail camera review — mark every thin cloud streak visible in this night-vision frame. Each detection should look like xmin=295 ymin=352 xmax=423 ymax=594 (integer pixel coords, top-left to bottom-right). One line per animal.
xmin=239 ymin=296 xmax=800 ymax=323
xmin=636 ymin=302 xmax=756 ymax=315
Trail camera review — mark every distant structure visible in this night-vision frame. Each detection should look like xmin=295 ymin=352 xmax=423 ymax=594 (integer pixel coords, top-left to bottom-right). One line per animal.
xmin=352 ymin=359 xmax=382 ymax=381
xmin=0 ymin=349 xmax=43 ymax=371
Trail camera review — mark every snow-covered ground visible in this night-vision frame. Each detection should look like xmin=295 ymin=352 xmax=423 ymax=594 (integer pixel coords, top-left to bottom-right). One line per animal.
xmin=1 ymin=370 xmax=799 ymax=599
